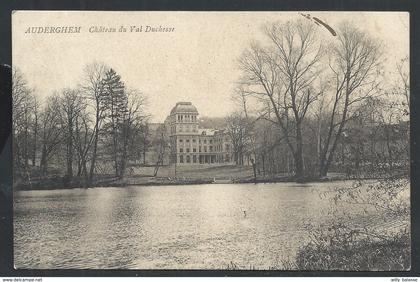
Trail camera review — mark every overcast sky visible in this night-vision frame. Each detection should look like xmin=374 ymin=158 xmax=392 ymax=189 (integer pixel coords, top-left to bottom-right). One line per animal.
xmin=12 ymin=11 xmax=409 ymax=122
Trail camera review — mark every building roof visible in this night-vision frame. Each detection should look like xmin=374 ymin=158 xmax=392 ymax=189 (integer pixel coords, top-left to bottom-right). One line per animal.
xmin=170 ymin=102 xmax=198 ymax=115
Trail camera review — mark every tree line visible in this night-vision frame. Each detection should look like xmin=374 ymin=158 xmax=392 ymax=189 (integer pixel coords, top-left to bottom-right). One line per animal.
xmin=12 ymin=20 xmax=409 ymax=185
xmin=12 ymin=62 xmax=152 ymax=186
xmin=226 ymin=20 xmax=409 ymax=180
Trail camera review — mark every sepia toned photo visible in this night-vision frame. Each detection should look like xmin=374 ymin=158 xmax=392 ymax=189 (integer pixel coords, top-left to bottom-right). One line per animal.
xmin=12 ymin=11 xmax=410 ymax=270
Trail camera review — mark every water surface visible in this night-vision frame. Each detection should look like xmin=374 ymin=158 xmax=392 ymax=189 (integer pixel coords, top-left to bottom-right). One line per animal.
xmin=14 ymin=181 xmax=386 ymax=269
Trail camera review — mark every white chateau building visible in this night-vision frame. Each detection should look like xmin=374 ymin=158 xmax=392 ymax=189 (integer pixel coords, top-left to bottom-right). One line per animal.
xmin=165 ymin=102 xmax=233 ymax=165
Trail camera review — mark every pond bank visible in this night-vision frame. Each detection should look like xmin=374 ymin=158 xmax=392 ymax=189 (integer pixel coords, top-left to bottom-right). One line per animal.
xmin=14 ymin=173 xmax=376 ymax=191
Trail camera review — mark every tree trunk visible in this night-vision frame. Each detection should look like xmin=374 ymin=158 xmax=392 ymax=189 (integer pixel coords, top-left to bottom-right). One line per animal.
xmin=143 ymin=144 xmax=146 ymax=165
xmin=262 ymin=154 xmax=265 ymax=176
xmin=295 ymin=124 xmax=305 ymax=181
xmin=89 ymin=125 xmax=99 ymax=182
xmin=66 ymin=122 xmax=73 ymax=179
xmin=32 ymin=113 xmax=38 ymax=166
xmin=40 ymin=144 xmax=47 ymax=176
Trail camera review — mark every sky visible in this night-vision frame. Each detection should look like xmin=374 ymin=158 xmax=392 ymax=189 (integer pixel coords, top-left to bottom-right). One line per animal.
xmin=12 ymin=11 xmax=409 ymax=122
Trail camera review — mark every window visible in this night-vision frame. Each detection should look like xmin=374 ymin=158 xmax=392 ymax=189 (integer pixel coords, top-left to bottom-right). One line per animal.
xmin=186 ymin=155 xmax=191 ymax=163
xmin=193 ymin=139 xmax=196 ymax=143
xmin=180 ymin=155 xmax=184 ymax=163
xmin=186 ymin=139 xmax=190 ymax=143
xmin=193 ymin=148 xmax=196 ymax=152
xmin=210 ymin=140 xmax=213 ymax=144
xmin=180 ymin=148 xmax=183 ymax=153
xmin=193 ymin=155 xmax=197 ymax=163
xmin=209 ymin=146 xmax=213 ymax=152
xmin=186 ymin=148 xmax=190 ymax=153
xmin=204 ymin=140 xmax=207 ymax=144
xmin=179 ymin=139 xmax=183 ymax=143
xmin=199 ymin=146 xmax=202 ymax=152
xmin=204 ymin=146 xmax=207 ymax=152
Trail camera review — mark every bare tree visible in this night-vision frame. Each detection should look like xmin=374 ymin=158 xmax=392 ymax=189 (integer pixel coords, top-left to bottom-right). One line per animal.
xmin=39 ymin=95 xmax=63 ymax=175
xmin=120 ymin=89 xmax=148 ymax=177
xmin=12 ymin=68 xmax=37 ymax=179
xmin=31 ymin=97 xmax=39 ymax=166
xmin=239 ymin=20 xmax=323 ymax=180
xmin=318 ymin=22 xmax=381 ymax=177
xmin=73 ymin=102 xmax=92 ymax=181
xmin=152 ymin=124 xmax=169 ymax=176
xmin=226 ymin=112 xmax=251 ymax=165
xmin=394 ymin=56 xmax=409 ymax=116
xmin=58 ymin=88 xmax=85 ymax=180
xmin=82 ymin=62 xmax=108 ymax=182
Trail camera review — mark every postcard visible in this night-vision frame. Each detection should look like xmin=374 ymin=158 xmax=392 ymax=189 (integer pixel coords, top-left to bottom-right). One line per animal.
xmin=12 ymin=11 xmax=410 ymax=270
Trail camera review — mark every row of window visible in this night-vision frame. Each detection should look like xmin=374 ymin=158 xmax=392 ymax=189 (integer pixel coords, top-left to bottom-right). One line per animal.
xmin=178 ymin=144 xmax=230 ymax=153
xmin=170 ymin=125 xmax=199 ymax=134
xmin=178 ymin=154 xmax=231 ymax=163
xmin=179 ymin=155 xmax=197 ymax=163
xmin=179 ymin=138 xmax=212 ymax=144
xmin=179 ymin=146 xmax=211 ymax=153
xmin=178 ymin=138 xmax=230 ymax=144
xmin=177 ymin=114 xmax=197 ymax=122
xmin=178 ymin=125 xmax=198 ymax=133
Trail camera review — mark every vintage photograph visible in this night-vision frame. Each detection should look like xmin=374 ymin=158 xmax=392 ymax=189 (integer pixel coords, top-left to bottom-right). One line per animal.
xmin=12 ymin=11 xmax=410 ymax=270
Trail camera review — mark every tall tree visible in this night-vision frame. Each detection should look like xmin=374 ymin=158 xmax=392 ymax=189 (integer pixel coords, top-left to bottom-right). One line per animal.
xmin=58 ymin=89 xmax=84 ymax=180
xmin=31 ymin=96 xmax=39 ymax=166
xmin=318 ymin=22 xmax=381 ymax=177
xmin=226 ymin=112 xmax=250 ymax=165
xmin=102 ymin=68 xmax=128 ymax=177
xmin=12 ymin=68 xmax=37 ymax=179
xmin=39 ymin=95 xmax=63 ymax=175
xmin=82 ymin=62 xmax=108 ymax=182
xmin=120 ymin=89 xmax=148 ymax=177
xmin=139 ymin=123 xmax=151 ymax=165
xmin=239 ymin=20 xmax=323 ymax=180
xmin=73 ymin=102 xmax=92 ymax=181
xmin=152 ymin=124 xmax=168 ymax=176
xmin=394 ymin=56 xmax=409 ymax=116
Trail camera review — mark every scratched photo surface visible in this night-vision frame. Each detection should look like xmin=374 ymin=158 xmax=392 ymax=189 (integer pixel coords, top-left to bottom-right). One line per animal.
xmin=12 ymin=11 xmax=410 ymax=270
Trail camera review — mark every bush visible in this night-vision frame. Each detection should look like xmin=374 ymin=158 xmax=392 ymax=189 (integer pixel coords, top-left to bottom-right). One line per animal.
xmin=296 ymin=232 xmax=410 ymax=271
xmin=296 ymin=176 xmax=410 ymax=271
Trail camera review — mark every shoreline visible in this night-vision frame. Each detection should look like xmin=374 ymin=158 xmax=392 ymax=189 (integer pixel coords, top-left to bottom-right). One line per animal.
xmin=13 ymin=175 xmax=386 ymax=191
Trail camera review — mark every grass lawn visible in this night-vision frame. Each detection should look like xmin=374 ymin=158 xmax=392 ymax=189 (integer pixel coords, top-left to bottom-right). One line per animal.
xmin=129 ymin=164 xmax=255 ymax=179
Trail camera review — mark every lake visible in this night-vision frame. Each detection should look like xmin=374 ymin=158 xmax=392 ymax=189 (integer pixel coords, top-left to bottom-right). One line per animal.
xmin=13 ymin=181 xmax=394 ymax=269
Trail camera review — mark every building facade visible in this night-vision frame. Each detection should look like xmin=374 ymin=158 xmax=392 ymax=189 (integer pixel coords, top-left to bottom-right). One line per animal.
xmin=165 ymin=102 xmax=233 ymax=165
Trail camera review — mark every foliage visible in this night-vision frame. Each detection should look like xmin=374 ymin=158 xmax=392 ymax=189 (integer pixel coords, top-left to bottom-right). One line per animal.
xmin=296 ymin=231 xmax=410 ymax=271
xmin=236 ymin=20 xmax=407 ymax=180
xmin=297 ymin=175 xmax=410 ymax=271
xmin=12 ymin=64 xmax=149 ymax=186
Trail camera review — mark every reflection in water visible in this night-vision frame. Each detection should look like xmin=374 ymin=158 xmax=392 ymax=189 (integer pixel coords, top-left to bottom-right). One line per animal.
xmin=14 ymin=182 xmax=377 ymax=269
